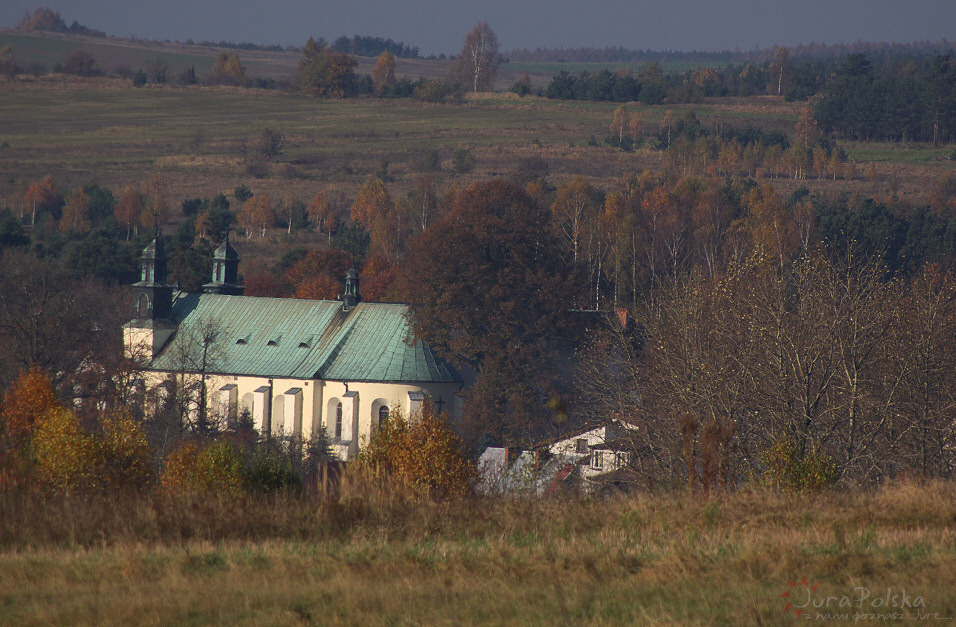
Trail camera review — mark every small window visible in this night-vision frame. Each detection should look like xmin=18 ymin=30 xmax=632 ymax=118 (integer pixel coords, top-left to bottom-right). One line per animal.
xmin=591 ymin=451 xmax=603 ymax=470
xmin=236 ymin=338 xmax=247 ymax=345
xmin=138 ymin=294 xmax=151 ymax=317
xmin=298 ymin=342 xmax=310 ymax=349
xmin=267 ymin=340 xmax=278 ymax=347
xmin=575 ymin=438 xmax=588 ymax=454
xmin=334 ymin=402 xmax=343 ymax=439
xmin=378 ymin=406 xmax=389 ymax=430
xmin=616 ymin=452 xmax=628 ymax=468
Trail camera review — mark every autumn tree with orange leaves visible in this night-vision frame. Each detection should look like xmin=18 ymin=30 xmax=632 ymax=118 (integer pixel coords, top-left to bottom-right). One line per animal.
xmin=115 ymin=185 xmax=144 ymax=240
xmin=351 ymin=177 xmax=408 ymax=261
xmin=372 ymin=50 xmax=396 ymax=96
xmin=238 ymin=193 xmax=275 ymax=239
xmin=286 ymin=249 xmax=352 ymax=300
xmin=1 ymin=366 xmax=57 ymax=443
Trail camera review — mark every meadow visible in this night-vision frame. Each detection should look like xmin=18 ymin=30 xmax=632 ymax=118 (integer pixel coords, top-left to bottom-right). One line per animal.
xmin=0 ymin=481 xmax=953 ymax=626
xmin=2 ymin=74 xmax=948 ymax=216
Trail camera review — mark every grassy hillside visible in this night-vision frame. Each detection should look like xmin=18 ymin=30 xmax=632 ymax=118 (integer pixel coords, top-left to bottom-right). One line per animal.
xmin=0 ymin=30 xmax=521 ymax=86
xmin=1 ymin=482 xmax=953 ymax=626
xmin=3 ymin=77 xmax=949 ymax=210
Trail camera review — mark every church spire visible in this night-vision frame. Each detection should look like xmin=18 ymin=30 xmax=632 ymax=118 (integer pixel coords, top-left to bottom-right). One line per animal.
xmin=203 ymin=236 xmax=245 ymax=295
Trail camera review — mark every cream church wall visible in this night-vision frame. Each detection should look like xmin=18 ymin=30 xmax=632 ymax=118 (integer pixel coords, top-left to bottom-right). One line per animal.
xmin=141 ymin=370 xmax=461 ymax=461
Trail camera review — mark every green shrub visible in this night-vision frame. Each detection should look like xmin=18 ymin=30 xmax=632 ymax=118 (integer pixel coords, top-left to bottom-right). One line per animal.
xmin=759 ymin=438 xmax=839 ymax=492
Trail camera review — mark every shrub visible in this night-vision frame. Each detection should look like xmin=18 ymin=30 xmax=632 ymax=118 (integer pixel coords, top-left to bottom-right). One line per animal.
xmin=452 ymin=147 xmax=475 ymax=174
xmin=99 ymin=410 xmax=153 ymax=491
xmin=244 ymin=441 xmax=299 ymax=493
xmin=759 ymin=438 xmax=839 ymax=492
xmin=161 ymin=438 xmax=244 ymax=496
xmin=32 ymin=407 xmax=101 ymax=494
xmin=357 ymin=402 xmax=475 ymax=499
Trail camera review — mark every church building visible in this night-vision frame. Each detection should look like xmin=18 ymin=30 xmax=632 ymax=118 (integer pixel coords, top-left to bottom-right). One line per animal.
xmin=124 ymin=238 xmax=463 ymax=460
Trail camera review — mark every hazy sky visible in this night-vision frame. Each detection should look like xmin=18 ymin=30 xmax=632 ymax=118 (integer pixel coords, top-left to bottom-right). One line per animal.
xmin=2 ymin=1 xmax=953 ymax=56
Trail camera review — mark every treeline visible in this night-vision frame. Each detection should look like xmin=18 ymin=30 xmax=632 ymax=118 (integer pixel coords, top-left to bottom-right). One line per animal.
xmin=541 ymin=52 xmax=956 ymax=144
xmin=507 ymin=39 xmax=956 ymax=64
xmin=331 ymin=35 xmax=420 ymax=59
xmin=191 ymin=40 xmax=289 ymax=53
xmin=815 ymin=53 xmax=956 ymax=143
xmin=507 ymin=46 xmax=735 ymax=65
xmin=16 ymin=6 xmax=105 ymax=38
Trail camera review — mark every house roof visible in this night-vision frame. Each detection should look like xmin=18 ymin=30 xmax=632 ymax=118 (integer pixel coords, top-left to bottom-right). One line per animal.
xmin=147 ymin=293 xmax=460 ymax=383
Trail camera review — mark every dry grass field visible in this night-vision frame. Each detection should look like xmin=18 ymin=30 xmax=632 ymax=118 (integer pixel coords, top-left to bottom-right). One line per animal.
xmin=2 ymin=77 xmax=951 ymax=214
xmin=0 ymin=481 xmax=954 ymax=626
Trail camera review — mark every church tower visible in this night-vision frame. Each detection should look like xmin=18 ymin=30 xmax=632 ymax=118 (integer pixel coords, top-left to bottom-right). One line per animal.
xmin=133 ymin=237 xmax=173 ymax=321
xmin=124 ymin=238 xmax=177 ymax=361
xmin=203 ymin=237 xmax=245 ymax=295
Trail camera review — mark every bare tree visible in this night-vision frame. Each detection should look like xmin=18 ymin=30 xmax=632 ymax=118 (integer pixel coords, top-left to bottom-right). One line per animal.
xmin=166 ymin=317 xmax=225 ymax=435
xmin=0 ymin=250 xmax=124 ymax=395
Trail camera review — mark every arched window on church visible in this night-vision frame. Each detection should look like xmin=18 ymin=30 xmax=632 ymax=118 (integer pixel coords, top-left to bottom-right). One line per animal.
xmin=378 ymin=405 xmax=389 ymax=430
xmin=334 ymin=402 xmax=343 ymax=439
xmin=138 ymin=294 xmax=151 ymax=317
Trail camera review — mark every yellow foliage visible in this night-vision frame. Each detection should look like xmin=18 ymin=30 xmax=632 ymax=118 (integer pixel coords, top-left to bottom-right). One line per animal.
xmin=33 ymin=406 xmax=101 ymax=493
xmin=357 ymin=402 xmax=475 ymax=499
xmin=161 ymin=439 xmax=244 ymax=496
xmin=759 ymin=438 xmax=838 ymax=493
xmin=100 ymin=410 xmax=153 ymax=491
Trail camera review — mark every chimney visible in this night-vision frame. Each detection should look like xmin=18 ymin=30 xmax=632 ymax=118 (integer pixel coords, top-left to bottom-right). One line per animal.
xmin=616 ymin=307 xmax=629 ymax=329
xmin=504 ymin=447 xmax=521 ymax=467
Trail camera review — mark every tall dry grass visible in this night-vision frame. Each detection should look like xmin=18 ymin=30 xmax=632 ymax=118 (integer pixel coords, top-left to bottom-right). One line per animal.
xmin=1 ymin=479 xmax=954 ymax=625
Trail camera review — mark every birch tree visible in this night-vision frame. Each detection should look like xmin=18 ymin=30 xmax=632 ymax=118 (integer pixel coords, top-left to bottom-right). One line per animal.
xmin=457 ymin=22 xmax=499 ymax=92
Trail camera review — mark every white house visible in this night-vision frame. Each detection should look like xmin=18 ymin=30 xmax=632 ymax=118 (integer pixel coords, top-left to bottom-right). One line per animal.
xmin=124 ymin=238 xmax=463 ymax=460
xmin=477 ymin=419 xmax=640 ymax=495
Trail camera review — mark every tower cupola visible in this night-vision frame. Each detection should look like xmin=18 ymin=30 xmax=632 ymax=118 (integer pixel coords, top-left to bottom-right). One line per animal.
xmin=203 ymin=237 xmax=245 ymax=295
xmin=133 ymin=237 xmax=173 ymax=321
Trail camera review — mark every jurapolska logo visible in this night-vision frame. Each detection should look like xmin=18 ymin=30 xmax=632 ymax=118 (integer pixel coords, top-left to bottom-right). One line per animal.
xmin=779 ymin=577 xmax=952 ymax=622
xmin=780 ymin=576 xmax=819 ymax=618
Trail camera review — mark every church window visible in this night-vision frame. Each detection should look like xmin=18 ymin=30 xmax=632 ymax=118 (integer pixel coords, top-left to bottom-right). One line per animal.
xmin=138 ymin=294 xmax=151 ymax=317
xmin=334 ymin=402 xmax=343 ymax=439
xmin=378 ymin=405 xmax=389 ymax=430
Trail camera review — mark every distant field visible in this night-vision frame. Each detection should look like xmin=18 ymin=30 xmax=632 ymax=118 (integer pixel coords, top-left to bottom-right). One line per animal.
xmin=1 ymin=482 xmax=954 ymax=626
xmin=0 ymin=79 xmax=667 ymax=204
xmin=0 ymin=69 xmax=951 ymax=217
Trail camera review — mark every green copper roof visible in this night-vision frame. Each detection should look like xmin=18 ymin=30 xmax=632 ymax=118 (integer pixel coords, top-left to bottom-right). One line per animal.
xmin=148 ymin=294 xmax=459 ymax=383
